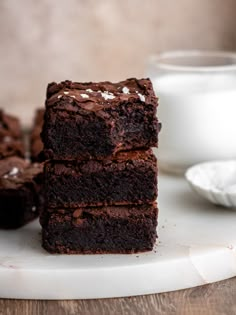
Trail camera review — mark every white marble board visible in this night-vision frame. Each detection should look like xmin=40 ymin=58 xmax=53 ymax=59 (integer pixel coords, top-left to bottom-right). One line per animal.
xmin=0 ymin=174 xmax=236 ymax=300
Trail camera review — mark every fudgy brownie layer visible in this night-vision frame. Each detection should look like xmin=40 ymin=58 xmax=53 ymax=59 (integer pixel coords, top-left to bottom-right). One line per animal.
xmin=0 ymin=110 xmax=25 ymax=159
xmin=41 ymin=78 xmax=160 ymax=160
xmin=41 ymin=203 xmax=158 ymax=254
xmin=0 ymin=157 xmax=43 ymax=229
xmin=30 ymin=108 xmax=44 ymax=162
xmin=44 ymin=149 xmax=157 ymax=208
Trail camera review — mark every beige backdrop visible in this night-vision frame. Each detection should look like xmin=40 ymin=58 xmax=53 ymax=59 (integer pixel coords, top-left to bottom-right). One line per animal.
xmin=1 ymin=0 xmax=236 ymax=125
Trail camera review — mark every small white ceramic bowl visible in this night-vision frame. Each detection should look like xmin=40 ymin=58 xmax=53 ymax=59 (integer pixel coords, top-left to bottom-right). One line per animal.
xmin=185 ymin=160 xmax=236 ymax=208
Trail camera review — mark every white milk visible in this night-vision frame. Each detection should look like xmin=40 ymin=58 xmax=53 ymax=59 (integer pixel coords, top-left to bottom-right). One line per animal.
xmin=153 ymin=73 xmax=236 ymax=172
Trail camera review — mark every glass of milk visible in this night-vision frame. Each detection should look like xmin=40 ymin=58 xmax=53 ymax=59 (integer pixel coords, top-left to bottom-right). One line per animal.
xmin=148 ymin=50 xmax=236 ymax=174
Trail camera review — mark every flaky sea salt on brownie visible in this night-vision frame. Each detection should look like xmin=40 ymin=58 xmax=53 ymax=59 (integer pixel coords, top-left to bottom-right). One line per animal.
xmin=41 ymin=78 xmax=160 ymax=160
xmin=41 ymin=203 xmax=158 ymax=254
xmin=30 ymin=108 xmax=44 ymax=162
xmin=0 ymin=157 xmax=43 ymax=229
xmin=0 ymin=110 xmax=25 ymax=159
xmin=44 ymin=149 xmax=157 ymax=208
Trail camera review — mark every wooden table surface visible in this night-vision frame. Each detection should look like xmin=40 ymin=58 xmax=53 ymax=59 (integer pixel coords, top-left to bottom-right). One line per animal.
xmin=0 ymin=277 xmax=235 ymax=315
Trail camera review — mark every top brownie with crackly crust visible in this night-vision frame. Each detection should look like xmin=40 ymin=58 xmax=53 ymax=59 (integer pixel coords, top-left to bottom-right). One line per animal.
xmin=41 ymin=78 xmax=160 ymax=160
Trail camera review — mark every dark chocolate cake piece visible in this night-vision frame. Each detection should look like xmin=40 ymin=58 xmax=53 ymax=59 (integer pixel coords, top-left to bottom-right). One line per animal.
xmin=44 ymin=149 xmax=157 ymax=208
xmin=41 ymin=203 xmax=158 ymax=254
xmin=0 ymin=140 xmax=25 ymax=160
xmin=41 ymin=78 xmax=160 ymax=160
xmin=0 ymin=110 xmax=25 ymax=159
xmin=0 ymin=110 xmax=22 ymax=140
xmin=0 ymin=157 xmax=43 ymax=229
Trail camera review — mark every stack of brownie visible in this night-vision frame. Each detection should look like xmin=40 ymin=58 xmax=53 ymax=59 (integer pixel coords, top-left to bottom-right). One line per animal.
xmin=0 ymin=110 xmax=43 ymax=229
xmin=40 ymin=78 xmax=160 ymax=254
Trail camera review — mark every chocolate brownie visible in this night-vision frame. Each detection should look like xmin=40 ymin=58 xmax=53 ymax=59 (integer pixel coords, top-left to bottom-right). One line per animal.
xmin=41 ymin=203 xmax=158 ymax=254
xmin=0 ymin=140 xmax=25 ymax=159
xmin=41 ymin=78 xmax=160 ymax=160
xmin=30 ymin=109 xmax=44 ymax=162
xmin=0 ymin=157 xmax=43 ymax=229
xmin=0 ymin=110 xmax=25 ymax=159
xmin=44 ymin=149 xmax=157 ymax=208
xmin=0 ymin=110 xmax=22 ymax=140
